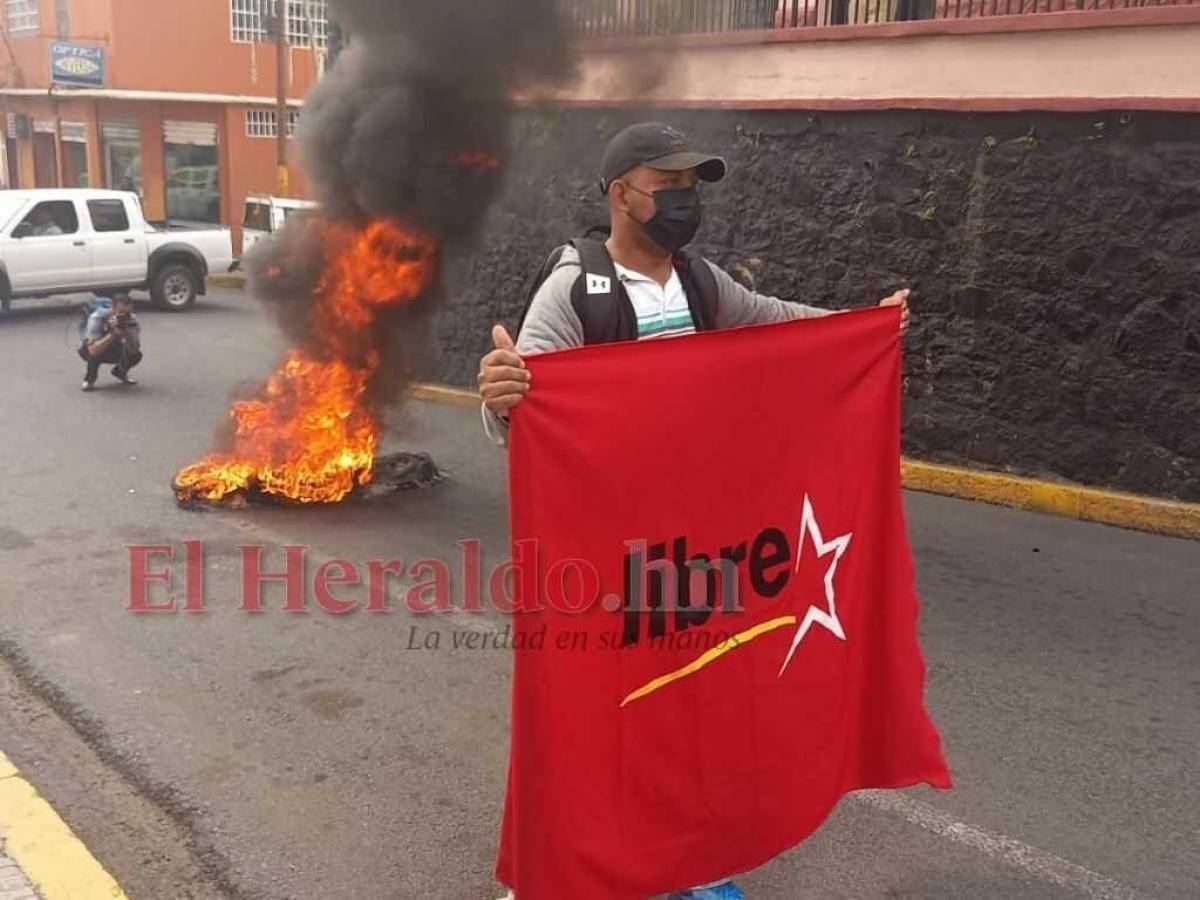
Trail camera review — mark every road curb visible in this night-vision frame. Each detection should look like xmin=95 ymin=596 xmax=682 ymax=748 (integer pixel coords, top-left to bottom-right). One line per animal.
xmin=207 ymin=273 xmax=247 ymax=290
xmin=408 ymin=381 xmax=1200 ymax=540
xmin=0 ymin=751 xmax=128 ymax=900
xmin=900 ymin=459 xmax=1200 ymax=540
xmin=411 ymin=381 xmax=482 ymax=407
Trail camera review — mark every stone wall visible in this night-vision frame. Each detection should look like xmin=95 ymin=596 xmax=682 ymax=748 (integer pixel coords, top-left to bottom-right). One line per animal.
xmin=431 ymin=107 xmax=1200 ymax=501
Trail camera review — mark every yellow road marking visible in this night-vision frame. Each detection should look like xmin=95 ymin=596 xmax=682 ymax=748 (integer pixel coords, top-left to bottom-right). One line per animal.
xmin=0 ymin=750 xmax=128 ymax=900
xmin=620 ymin=615 xmax=797 ymax=708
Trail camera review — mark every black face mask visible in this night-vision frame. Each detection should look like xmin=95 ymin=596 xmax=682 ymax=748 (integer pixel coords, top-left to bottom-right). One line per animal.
xmin=626 ymin=184 xmax=703 ymax=253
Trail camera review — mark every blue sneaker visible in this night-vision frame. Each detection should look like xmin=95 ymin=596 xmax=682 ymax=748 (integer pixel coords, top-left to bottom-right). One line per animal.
xmin=668 ymin=880 xmax=745 ymax=900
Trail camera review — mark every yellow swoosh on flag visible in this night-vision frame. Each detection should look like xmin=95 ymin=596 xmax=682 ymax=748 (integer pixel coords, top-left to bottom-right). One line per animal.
xmin=620 ymin=615 xmax=797 ymax=708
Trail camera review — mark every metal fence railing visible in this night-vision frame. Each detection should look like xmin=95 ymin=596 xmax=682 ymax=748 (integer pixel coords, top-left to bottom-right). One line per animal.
xmin=564 ymin=0 xmax=1196 ymax=36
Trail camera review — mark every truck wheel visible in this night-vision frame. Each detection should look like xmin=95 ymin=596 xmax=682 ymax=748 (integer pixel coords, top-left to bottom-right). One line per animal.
xmin=151 ymin=263 xmax=198 ymax=311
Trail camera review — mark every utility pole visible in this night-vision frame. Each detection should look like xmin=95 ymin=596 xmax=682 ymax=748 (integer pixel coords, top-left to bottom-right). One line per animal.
xmin=270 ymin=2 xmax=290 ymax=196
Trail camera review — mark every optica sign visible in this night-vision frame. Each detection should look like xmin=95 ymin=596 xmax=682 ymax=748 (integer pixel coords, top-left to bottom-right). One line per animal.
xmin=50 ymin=42 xmax=105 ymax=87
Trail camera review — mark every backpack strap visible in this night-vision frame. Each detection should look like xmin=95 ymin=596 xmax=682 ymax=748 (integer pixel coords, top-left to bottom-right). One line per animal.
xmin=522 ymin=235 xmax=717 ymax=347
xmin=568 ymin=237 xmax=637 ymax=345
xmin=674 ymin=250 xmax=719 ymax=332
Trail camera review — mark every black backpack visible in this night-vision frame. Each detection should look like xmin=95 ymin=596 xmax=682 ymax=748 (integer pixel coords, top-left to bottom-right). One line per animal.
xmin=517 ymin=228 xmax=719 ymax=345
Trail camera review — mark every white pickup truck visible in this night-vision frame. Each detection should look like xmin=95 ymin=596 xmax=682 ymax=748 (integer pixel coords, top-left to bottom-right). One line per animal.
xmin=0 ymin=188 xmax=235 ymax=313
xmin=243 ymin=193 xmax=318 ymax=253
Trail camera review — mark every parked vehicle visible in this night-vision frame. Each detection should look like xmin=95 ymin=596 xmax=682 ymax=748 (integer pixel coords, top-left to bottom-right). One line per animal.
xmin=0 ymin=188 xmax=235 ymax=313
xmin=242 ymin=194 xmax=319 ymax=253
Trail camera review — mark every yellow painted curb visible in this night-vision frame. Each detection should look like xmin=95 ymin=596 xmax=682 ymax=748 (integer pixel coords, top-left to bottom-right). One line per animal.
xmin=406 ymin=381 xmax=1200 ymax=540
xmin=206 ymin=273 xmax=247 ymax=289
xmin=0 ymin=750 xmax=128 ymax=900
xmin=410 ymin=381 xmax=480 ymax=407
xmin=901 ymin=460 xmax=1200 ymax=540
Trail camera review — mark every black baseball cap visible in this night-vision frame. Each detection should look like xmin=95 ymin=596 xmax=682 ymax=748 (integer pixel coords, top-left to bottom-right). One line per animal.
xmin=599 ymin=122 xmax=727 ymax=194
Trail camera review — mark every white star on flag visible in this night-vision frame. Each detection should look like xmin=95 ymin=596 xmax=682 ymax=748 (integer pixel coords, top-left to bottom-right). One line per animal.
xmin=778 ymin=494 xmax=853 ymax=676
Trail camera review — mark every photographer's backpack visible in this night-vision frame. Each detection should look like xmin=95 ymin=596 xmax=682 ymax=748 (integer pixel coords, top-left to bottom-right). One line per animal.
xmin=77 ymin=297 xmax=112 ymax=348
xmin=516 ymin=227 xmax=719 ymax=345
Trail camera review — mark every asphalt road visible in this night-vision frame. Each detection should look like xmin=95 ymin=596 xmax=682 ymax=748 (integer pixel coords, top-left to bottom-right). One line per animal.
xmin=0 ymin=288 xmax=1196 ymax=900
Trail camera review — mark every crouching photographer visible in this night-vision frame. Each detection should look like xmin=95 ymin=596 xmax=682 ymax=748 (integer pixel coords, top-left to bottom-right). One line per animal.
xmin=78 ymin=292 xmax=143 ymax=391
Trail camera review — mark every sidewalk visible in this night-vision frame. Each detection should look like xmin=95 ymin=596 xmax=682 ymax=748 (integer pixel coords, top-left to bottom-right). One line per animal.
xmin=0 ymin=850 xmax=38 ymax=900
xmin=0 ymin=752 xmax=127 ymax=900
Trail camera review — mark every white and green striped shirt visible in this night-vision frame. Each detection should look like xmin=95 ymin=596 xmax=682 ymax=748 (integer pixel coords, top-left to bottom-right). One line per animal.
xmin=613 ymin=261 xmax=696 ymax=341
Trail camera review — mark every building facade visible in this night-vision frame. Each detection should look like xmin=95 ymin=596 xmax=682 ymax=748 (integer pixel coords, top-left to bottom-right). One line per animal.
xmin=0 ymin=0 xmax=328 ymax=252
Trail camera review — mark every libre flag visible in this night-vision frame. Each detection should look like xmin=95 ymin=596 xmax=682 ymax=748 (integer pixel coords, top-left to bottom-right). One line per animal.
xmin=497 ymin=307 xmax=951 ymax=899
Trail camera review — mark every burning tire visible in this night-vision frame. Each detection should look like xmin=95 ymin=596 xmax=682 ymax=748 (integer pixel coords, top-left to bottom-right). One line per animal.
xmin=151 ymin=262 xmax=198 ymax=311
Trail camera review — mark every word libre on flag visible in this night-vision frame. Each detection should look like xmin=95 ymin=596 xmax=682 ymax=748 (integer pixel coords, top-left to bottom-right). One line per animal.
xmin=498 ymin=307 xmax=951 ymax=900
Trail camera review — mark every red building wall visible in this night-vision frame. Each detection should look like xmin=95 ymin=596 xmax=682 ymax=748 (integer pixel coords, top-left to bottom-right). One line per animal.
xmin=0 ymin=0 xmax=324 ymax=252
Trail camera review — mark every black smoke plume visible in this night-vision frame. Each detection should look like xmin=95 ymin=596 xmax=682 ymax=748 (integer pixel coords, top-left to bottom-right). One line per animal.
xmin=244 ymin=0 xmax=576 ymax=394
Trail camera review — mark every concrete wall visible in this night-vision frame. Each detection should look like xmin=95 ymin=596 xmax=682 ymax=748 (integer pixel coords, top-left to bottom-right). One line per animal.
xmin=107 ymin=0 xmax=321 ymax=98
xmin=432 ymin=107 xmax=1200 ymax=501
xmin=539 ymin=9 xmax=1200 ymax=110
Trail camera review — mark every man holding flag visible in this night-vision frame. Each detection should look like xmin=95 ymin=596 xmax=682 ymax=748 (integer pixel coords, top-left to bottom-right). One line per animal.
xmin=478 ymin=123 xmax=937 ymax=900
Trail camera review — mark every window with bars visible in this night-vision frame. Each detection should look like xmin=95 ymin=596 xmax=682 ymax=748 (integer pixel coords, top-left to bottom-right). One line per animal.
xmin=230 ymin=0 xmax=328 ymax=48
xmin=286 ymin=0 xmax=327 ymax=47
xmin=246 ymin=109 xmax=301 ymax=138
xmin=231 ymin=0 xmax=267 ymax=41
xmin=6 ymin=0 xmax=39 ymax=34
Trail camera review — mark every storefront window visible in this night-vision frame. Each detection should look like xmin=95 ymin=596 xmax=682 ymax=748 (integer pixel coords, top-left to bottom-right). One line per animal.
xmin=5 ymin=137 xmax=19 ymax=189
xmin=104 ymin=141 xmax=142 ymax=195
xmin=61 ymin=122 xmax=88 ymax=187
xmin=32 ymin=131 xmax=57 ymax=187
xmin=63 ymin=142 xmax=88 ymax=186
xmin=164 ymin=143 xmax=220 ymax=225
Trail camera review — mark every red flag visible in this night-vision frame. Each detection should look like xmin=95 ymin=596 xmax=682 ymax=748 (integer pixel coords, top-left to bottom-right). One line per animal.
xmin=497 ymin=307 xmax=951 ymax=899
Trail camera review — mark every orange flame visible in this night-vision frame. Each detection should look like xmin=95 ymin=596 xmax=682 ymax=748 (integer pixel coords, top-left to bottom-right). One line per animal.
xmin=174 ymin=218 xmax=437 ymax=504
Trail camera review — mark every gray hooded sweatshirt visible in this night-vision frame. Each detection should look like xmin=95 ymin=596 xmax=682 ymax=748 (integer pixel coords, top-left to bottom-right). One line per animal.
xmin=482 ymin=245 xmax=831 ymax=445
